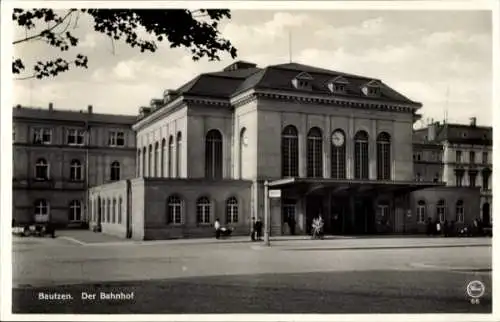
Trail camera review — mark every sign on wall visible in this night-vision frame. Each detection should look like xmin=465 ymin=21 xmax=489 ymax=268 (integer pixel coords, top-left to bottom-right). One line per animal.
xmin=269 ymin=189 xmax=281 ymax=198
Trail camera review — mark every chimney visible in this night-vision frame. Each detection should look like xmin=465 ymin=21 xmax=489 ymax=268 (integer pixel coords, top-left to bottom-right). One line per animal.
xmin=48 ymin=102 xmax=54 ymax=111
xmin=470 ymin=117 xmax=477 ymax=127
xmin=87 ymin=105 xmax=93 ymax=114
xmin=16 ymin=104 xmax=21 ymax=109
xmin=428 ymin=121 xmax=436 ymax=141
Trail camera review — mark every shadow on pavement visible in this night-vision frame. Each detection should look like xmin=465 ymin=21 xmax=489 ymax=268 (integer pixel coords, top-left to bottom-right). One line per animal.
xmin=12 ymin=270 xmax=492 ymax=314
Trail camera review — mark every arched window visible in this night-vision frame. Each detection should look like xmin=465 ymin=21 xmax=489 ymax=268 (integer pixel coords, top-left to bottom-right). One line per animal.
xmin=168 ymin=136 xmax=174 ymax=178
xmin=148 ymin=144 xmax=153 ymax=177
xmin=35 ymin=158 xmax=49 ymax=180
xmin=331 ymin=129 xmax=346 ymax=179
xmin=354 ymin=131 xmax=369 ymax=179
xmin=69 ymin=200 xmax=82 ymax=222
xmin=137 ymin=149 xmax=142 ymax=177
xmin=377 ymin=132 xmax=391 ymax=180
xmin=34 ymin=199 xmax=49 ymax=222
xmin=307 ymin=127 xmax=323 ymax=178
xmin=176 ymin=132 xmax=182 ymax=178
xmin=416 ymin=200 xmax=426 ymax=223
xmin=456 ymin=200 xmax=464 ymax=223
xmin=436 ymin=199 xmax=446 ymax=223
xmin=142 ymin=147 xmax=147 ymax=177
xmin=482 ymin=168 xmax=491 ymax=190
xmin=112 ymin=198 xmax=117 ymax=223
xmin=196 ymin=197 xmax=211 ymax=224
xmin=161 ymin=139 xmax=166 ymax=178
xmin=118 ymin=197 xmax=122 ymax=224
xmin=281 ymin=125 xmax=299 ymax=177
xmin=154 ymin=142 xmax=159 ymax=177
xmin=205 ymin=129 xmax=223 ymax=179
xmin=226 ymin=197 xmax=238 ymax=224
xmin=70 ymin=159 xmax=82 ymax=181
xmin=106 ymin=199 xmax=111 ymax=223
xmin=167 ymin=195 xmax=182 ymax=224
xmin=110 ymin=161 xmax=120 ymax=181
xmin=239 ymin=127 xmax=247 ymax=179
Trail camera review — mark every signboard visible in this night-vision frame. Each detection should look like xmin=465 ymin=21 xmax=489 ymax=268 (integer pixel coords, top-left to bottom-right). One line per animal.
xmin=269 ymin=189 xmax=281 ymax=198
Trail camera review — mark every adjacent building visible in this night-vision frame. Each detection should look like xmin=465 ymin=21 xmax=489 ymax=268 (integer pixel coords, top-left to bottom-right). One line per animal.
xmin=412 ymin=118 xmax=492 ymax=227
xmin=12 ymin=104 xmax=137 ymax=227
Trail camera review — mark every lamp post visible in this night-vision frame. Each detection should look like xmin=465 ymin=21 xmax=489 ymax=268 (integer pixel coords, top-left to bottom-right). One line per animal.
xmin=264 ymin=180 xmax=270 ymax=246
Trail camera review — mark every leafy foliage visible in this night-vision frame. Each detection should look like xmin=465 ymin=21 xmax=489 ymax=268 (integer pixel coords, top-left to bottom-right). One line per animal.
xmin=12 ymin=9 xmax=237 ymax=80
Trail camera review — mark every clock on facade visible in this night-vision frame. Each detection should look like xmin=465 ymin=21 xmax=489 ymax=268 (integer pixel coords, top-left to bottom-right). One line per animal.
xmin=332 ymin=131 xmax=345 ymax=147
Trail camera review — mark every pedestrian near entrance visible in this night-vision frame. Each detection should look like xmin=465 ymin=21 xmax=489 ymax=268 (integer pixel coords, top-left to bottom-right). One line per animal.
xmin=214 ymin=218 xmax=221 ymax=239
xmin=250 ymin=217 xmax=256 ymax=241
xmin=435 ymin=220 xmax=441 ymax=236
xmin=255 ymin=217 xmax=263 ymax=240
xmin=288 ymin=215 xmax=296 ymax=235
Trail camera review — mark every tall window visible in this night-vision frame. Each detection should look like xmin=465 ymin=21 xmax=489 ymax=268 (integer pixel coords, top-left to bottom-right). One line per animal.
xmin=167 ymin=195 xmax=182 ymax=224
xmin=118 ymin=197 xmax=122 ymax=224
xmin=307 ymin=127 xmax=323 ymax=178
xmin=154 ymin=142 xmax=159 ymax=177
xmin=455 ymin=170 xmax=464 ymax=187
xmin=469 ymin=171 xmax=477 ymax=187
xmin=205 ymin=129 xmax=223 ymax=179
xmin=176 ymin=132 xmax=182 ymax=178
xmin=482 ymin=151 xmax=488 ymax=164
xmin=137 ymin=149 xmax=142 ymax=177
xmin=456 ymin=150 xmax=462 ymax=163
xmin=106 ymin=199 xmax=111 ymax=223
xmin=331 ymin=129 xmax=346 ymax=179
xmin=142 ymin=147 xmax=147 ymax=177
xmin=416 ymin=200 xmax=426 ymax=223
xmin=69 ymin=200 xmax=82 ymax=222
xmin=456 ymin=200 xmax=464 ymax=223
xmin=67 ymin=129 xmax=85 ymax=145
xmin=148 ymin=144 xmax=153 ymax=177
xmin=469 ymin=151 xmax=475 ymax=164
xmin=35 ymin=158 xmax=49 ymax=180
xmin=376 ymin=132 xmax=391 ymax=180
xmin=108 ymin=131 xmax=125 ymax=146
xmin=34 ymin=199 xmax=49 ymax=222
xmin=226 ymin=197 xmax=239 ymax=224
xmin=110 ymin=161 xmax=120 ymax=181
xmin=281 ymin=125 xmax=299 ymax=177
xmin=168 ymin=136 xmax=174 ymax=177
xmin=239 ymin=128 xmax=247 ymax=179
xmin=33 ymin=128 xmax=52 ymax=144
xmin=196 ymin=197 xmax=211 ymax=224
xmin=112 ymin=198 xmax=116 ymax=223
xmin=482 ymin=168 xmax=491 ymax=190
xmin=70 ymin=159 xmax=82 ymax=181
xmin=161 ymin=139 xmax=166 ymax=177
xmin=436 ymin=199 xmax=446 ymax=223
xmin=354 ymin=131 xmax=369 ymax=179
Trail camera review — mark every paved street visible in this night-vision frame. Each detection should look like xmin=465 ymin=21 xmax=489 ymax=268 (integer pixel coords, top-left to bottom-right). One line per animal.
xmin=12 ymin=232 xmax=492 ymax=314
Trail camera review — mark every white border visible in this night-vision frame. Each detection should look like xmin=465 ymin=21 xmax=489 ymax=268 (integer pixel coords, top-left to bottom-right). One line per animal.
xmin=1 ymin=1 xmax=498 ymax=321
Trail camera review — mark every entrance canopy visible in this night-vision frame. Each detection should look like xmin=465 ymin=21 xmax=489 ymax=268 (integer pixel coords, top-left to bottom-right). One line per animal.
xmin=268 ymin=178 xmax=445 ymax=197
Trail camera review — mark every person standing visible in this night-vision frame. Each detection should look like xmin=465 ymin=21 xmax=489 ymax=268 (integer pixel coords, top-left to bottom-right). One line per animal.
xmin=214 ymin=218 xmax=221 ymax=239
xmin=250 ymin=217 xmax=256 ymax=241
xmin=288 ymin=214 xmax=296 ymax=235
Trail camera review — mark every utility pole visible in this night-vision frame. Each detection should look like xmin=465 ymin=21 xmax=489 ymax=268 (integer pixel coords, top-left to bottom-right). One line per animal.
xmin=264 ymin=180 xmax=271 ymax=246
xmin=288 ymin=30 xmax=293 ymax=63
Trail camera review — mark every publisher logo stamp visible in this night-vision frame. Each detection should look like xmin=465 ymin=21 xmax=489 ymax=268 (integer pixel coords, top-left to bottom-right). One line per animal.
xmin=466 ymin=280 xmax=485 ymax=304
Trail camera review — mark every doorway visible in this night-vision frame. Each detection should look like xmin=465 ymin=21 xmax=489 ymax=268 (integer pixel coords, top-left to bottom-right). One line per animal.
xmin=482 ymin=202 xmax=491 ymax=226
xmin=282 ymin=199 xmax=297 ymax=235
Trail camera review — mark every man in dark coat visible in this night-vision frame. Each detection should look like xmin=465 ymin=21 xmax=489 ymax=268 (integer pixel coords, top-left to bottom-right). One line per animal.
xmin=255 ymin=217 xmax=263 ymax=240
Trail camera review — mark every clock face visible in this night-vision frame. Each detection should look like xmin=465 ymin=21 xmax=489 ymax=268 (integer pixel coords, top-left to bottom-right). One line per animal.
xmin=332 ymin=131 xmax=345 ymax=147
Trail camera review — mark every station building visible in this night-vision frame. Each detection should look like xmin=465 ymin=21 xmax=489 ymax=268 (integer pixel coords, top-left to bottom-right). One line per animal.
xmin=87 ymin=61 xmax=487 ymax=240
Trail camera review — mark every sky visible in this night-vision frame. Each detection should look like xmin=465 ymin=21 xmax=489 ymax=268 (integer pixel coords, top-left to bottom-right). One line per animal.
xmin=12 ymin=7 xmax=493 ymax=127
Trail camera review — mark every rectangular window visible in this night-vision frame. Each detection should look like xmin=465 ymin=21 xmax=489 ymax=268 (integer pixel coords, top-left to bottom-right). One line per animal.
xmin=108 ymin=131 xmax=125 ymax=146
xmin=469 ymin=173 xmax=477 ymax=187
xmin=482 ymin=152 xmax=488 ymax=164
xmin=33 ymin=128 xmax=52 ymax=144
xmin=469 ymin=151 xmax=475 ymax=164
xmin=67 ymin=129 xmax=86 ymax=145
xmin=455 ymin=172 xmax=463 ymax=187
xmin=455 ymin=150 xmax=462 ymax=163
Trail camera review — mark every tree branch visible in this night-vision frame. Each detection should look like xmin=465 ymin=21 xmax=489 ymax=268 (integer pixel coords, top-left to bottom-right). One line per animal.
xmin=13 ymin=9 xmax=76 ymax=45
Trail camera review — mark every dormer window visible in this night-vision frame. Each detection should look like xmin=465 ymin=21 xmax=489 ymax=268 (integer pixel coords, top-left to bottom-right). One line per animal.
xmin=292 ymin=72 xmax=313 ymax=90
xmin=327 ymin=76 xmax=349 ymax=94
xmin=362 ymin=80 xmax=381 ymax=97
xmin=163 ymin=89 xmax=178 ymax=104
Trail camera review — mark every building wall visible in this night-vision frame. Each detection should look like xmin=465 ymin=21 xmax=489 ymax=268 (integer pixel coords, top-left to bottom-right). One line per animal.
xmin=137 ymin=178 xmax=252 ymax=240
xmin=13 ymin=107 xmax=136 ymax=226
xmin=409 ymin=187 xmax=481 ymax=233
